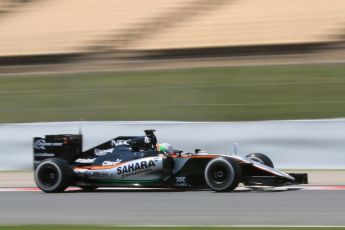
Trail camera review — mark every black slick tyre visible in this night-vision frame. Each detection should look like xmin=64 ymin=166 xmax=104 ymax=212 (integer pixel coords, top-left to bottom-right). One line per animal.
xmin=35 ymin=158 xmax=72 ymax=193
xmin=204 ymin=157 xmax=242 ymax=192
xmin=246 ymin=153 xmax=274 ymax=168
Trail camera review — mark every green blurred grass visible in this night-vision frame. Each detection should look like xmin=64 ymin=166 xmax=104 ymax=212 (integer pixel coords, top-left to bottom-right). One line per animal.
xmin=1 ymin=64 xmax=345 ymax=123
xmin=1 ymin=227 xmax=345 ymax=230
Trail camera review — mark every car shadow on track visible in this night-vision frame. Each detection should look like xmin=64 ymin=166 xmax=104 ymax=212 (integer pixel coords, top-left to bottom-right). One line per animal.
xmin=62 ymin=187 xmax=303 ymax=193
xmin=63 ymin=187 xmax=184 ymax=193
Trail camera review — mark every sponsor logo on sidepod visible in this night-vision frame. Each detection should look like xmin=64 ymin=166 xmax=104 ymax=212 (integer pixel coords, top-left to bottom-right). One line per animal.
xmin=117 ymin=159 xmax=156 ymax=177
xmin=102 ymin=159 xmax=122 ymax=166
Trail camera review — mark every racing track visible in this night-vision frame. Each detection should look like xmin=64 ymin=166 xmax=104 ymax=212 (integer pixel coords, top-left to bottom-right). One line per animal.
xmin=1 ymin=188 xmax=345 ymax=226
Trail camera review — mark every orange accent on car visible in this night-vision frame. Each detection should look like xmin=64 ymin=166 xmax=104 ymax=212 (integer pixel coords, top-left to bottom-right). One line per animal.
xmin=74 ymin=162 xmax=125 ymax=170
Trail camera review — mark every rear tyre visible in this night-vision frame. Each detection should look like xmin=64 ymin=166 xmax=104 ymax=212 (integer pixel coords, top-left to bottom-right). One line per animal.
xmin=246 ymin=153 xmax=274 ymax=168
xmin=35 ymin=158 xmax=72 ymax=193
xmin=204 ymin=157 xmax=242 ymax=192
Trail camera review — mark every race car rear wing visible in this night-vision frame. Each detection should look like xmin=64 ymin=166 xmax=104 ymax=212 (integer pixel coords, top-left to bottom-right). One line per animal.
xmin=33 ymin=134 xmax=82 ymax=169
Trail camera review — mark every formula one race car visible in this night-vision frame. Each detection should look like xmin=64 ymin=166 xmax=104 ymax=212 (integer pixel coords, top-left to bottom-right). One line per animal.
xmin=33 ymin=130 xmax=308 ymax=193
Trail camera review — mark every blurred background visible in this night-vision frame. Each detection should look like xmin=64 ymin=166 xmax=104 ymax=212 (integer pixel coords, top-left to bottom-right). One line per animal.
xmin=0 ymin=0 xmax=345 ymax=170
xmin=1 ymin=0 xmax=345 ymax=60
xmin=0 ymin=0 xmax=345 ymax=122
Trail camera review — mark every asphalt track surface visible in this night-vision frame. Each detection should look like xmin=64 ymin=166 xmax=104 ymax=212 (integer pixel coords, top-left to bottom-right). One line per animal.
xmin=1 ymin=188 xmax=345 ymax=226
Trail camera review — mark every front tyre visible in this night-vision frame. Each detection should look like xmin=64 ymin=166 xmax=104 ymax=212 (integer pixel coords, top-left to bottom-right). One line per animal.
xmin=204 ymin=157 xmax=242 ymax=192
xmin=35 ymin=158 xmax=72 ymax=193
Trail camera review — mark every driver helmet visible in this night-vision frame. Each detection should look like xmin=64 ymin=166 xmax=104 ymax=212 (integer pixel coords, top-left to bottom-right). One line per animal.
xmin=157 ymin=143 xmax=175 ymax=154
